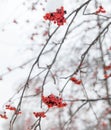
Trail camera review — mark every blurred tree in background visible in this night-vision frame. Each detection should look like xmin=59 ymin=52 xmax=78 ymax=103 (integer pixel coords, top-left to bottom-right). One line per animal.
xmin=0 ymin=0 xmax=111 ymax=130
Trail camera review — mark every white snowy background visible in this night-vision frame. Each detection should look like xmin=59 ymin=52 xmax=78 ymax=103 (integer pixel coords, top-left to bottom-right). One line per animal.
xmin=0 ymin=0 xmax=65 ymax=129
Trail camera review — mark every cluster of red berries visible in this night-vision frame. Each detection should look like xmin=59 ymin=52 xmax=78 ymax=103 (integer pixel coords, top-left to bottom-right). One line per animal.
xmin=42 ymin=94 xmax=67 ymax=108
xmin=0 ymin=105 xmax=22 ymax=119
xmin=33 ymin=112 xmax=46 ymax=118
xmin=43 ymin=6 xmax=66 ymax=26
xmin=96 ymin=6 xmax=106 ymax=14
xmin=0 ymin=112 xmax=8 ymax=119
xmin=6 ymin=105 xmax=16 ymax=111
xmin=70 ymin=77 xmax=82 ymax=85
xmin=104 ymin=74 xmax=111 ymax=79
xmin=104 ymin=65 xmax=111 ymax=71
xmin=104 ymin=64 xmax=111 ymax=79
xmin=5 ymin=105 xmax=22 ymax=114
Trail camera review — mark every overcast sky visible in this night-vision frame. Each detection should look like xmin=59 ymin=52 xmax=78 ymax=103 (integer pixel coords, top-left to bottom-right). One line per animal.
xmin=0 ymin=0 xmax=65 ymax=128
xmin=0 ymin=0 xmax=111 ymax=129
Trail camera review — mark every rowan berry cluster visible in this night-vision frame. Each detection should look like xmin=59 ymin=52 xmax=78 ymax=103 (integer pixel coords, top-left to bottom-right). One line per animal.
xmin=104 ymin=65 xmax=111 ymax=71
xmin=5 ymin=105 xmax=22 ymax=114
xmin=0 ymin=105 xmax=22 ymax=119
xmin=104 ymin=64 xmax=111 ymax=79
xmin=70 ymin=77 xmax=82 ymax=85
xmin=42 ymin=94 xmax=67 ymax=108
xmin=6 ymin=105 xmax=16 ymax=111
xmin=33 ymin=112 xmax=46 ymax=118
xmin=0 ymin=112 xmax=8 ymax=119
xmin=43 ymin=6 xmax=66 ymax=26
xmin=96 ymin=6 xmax=106 ymax=14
